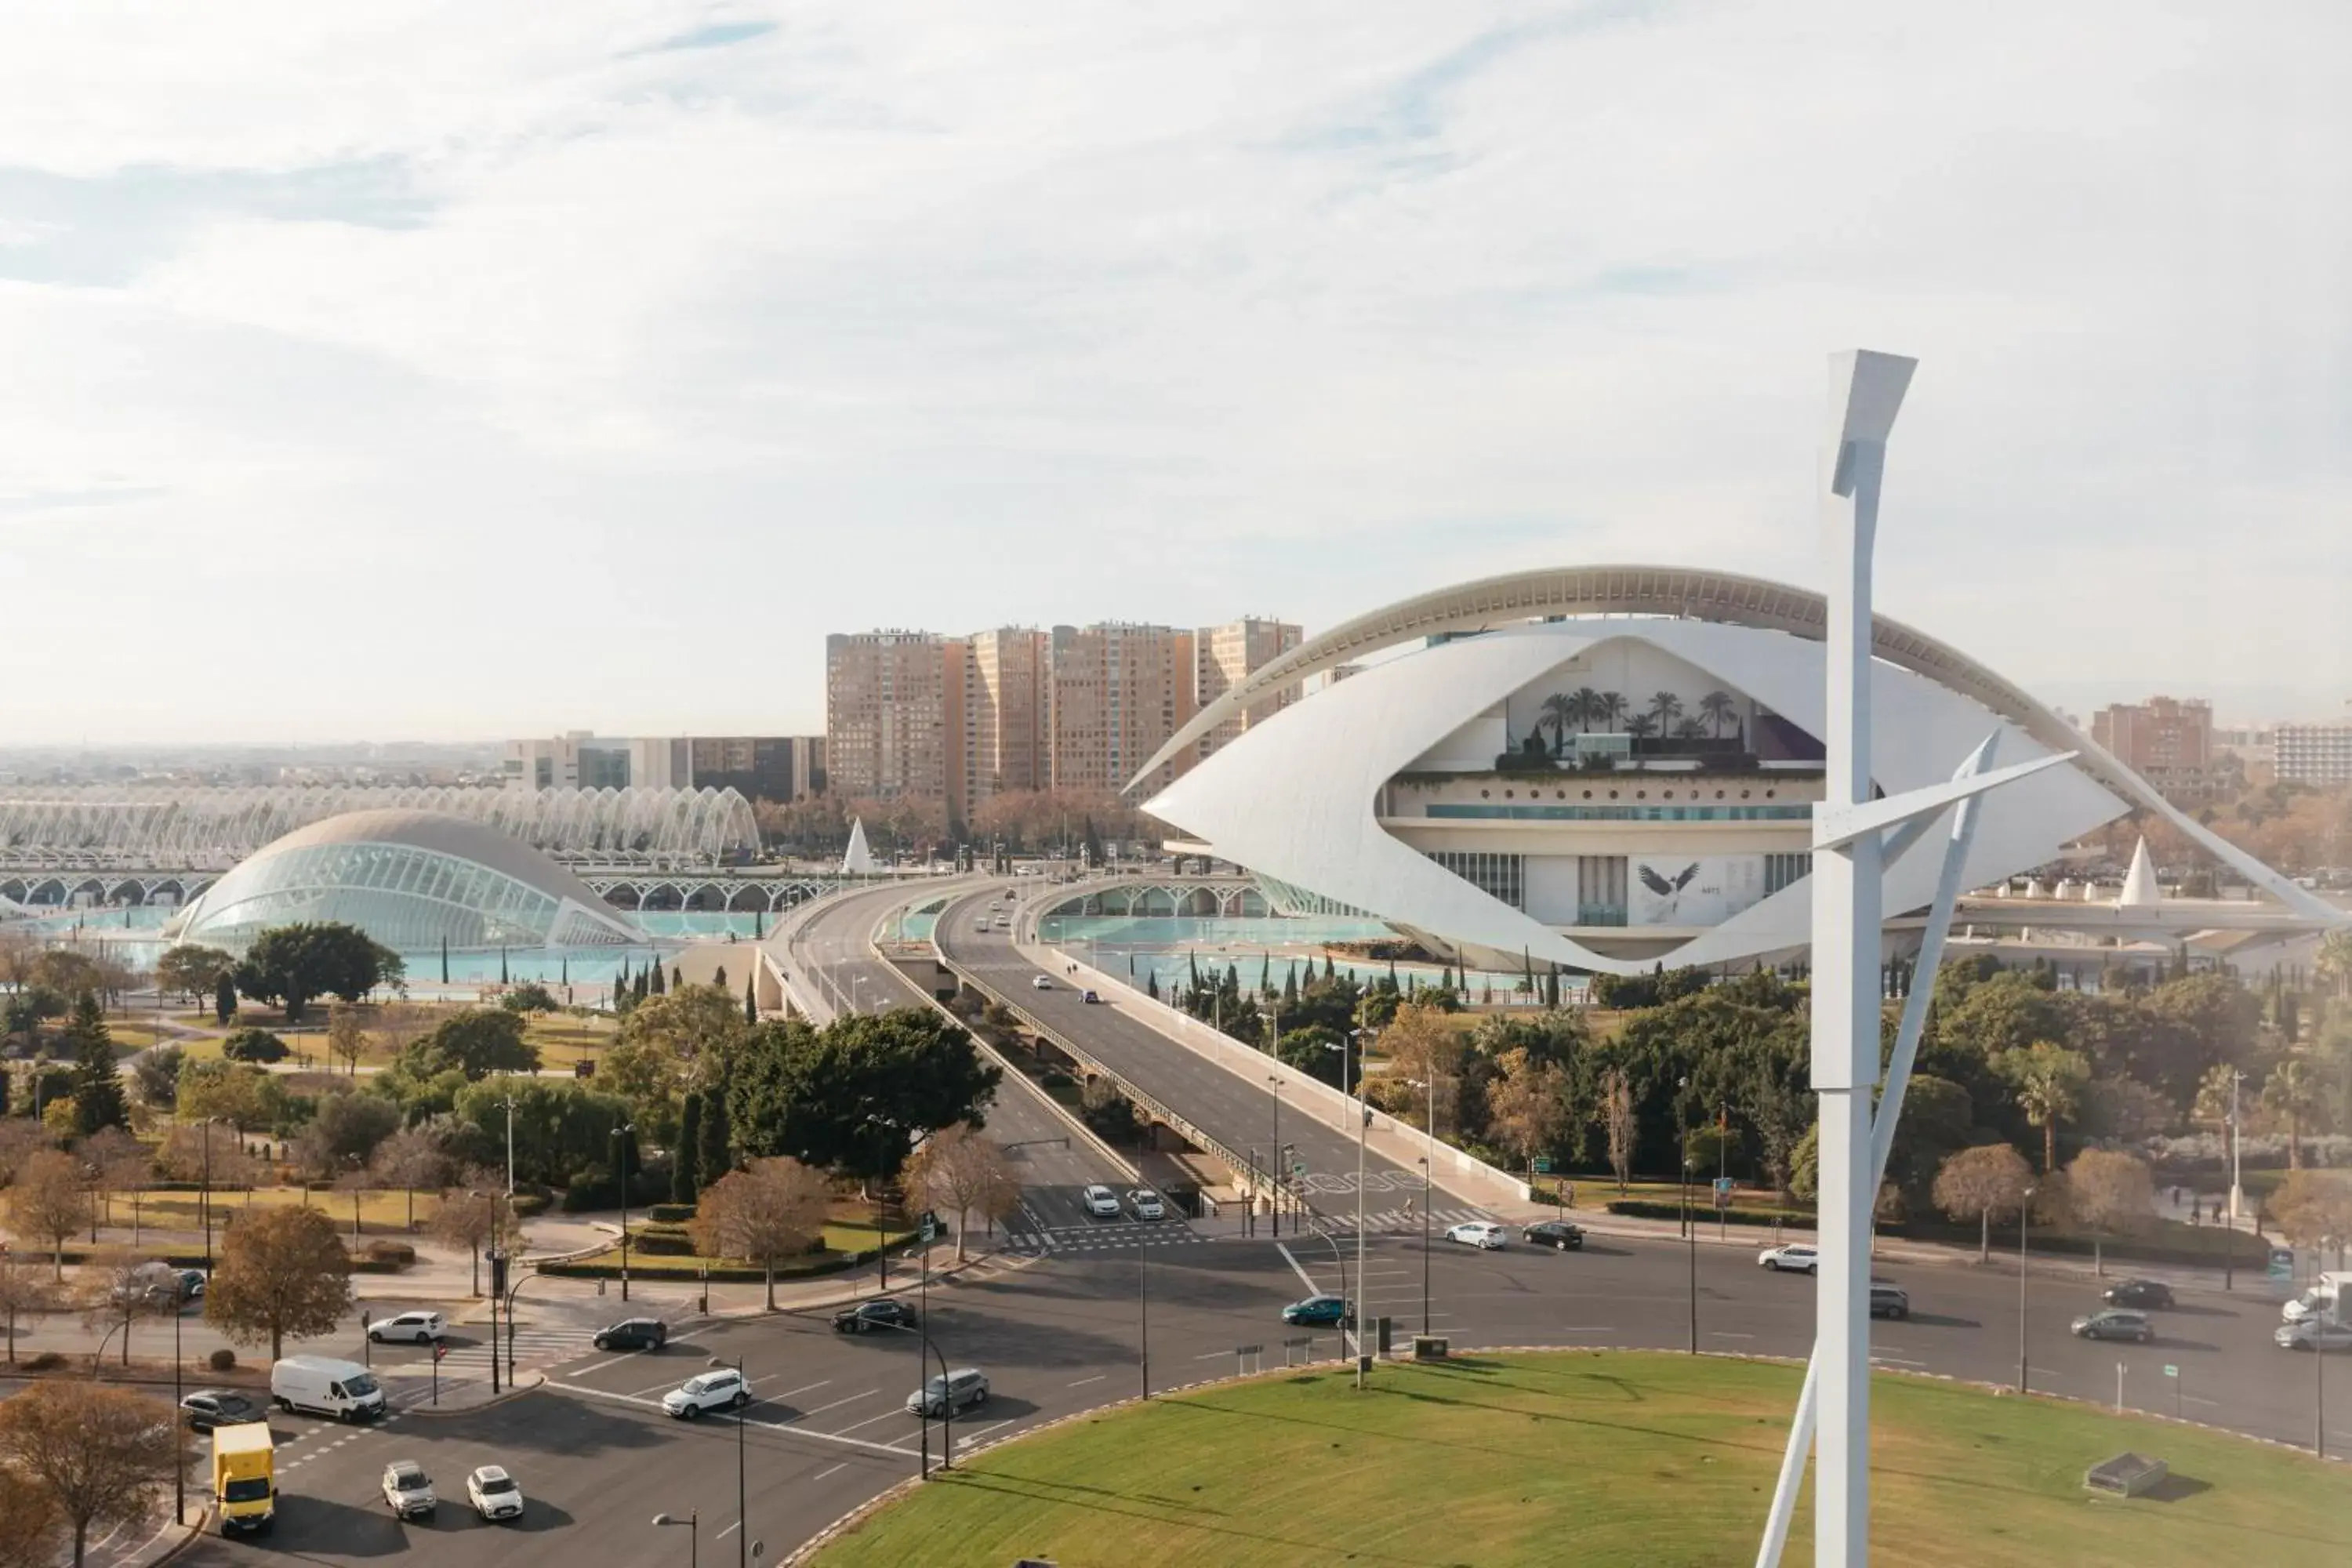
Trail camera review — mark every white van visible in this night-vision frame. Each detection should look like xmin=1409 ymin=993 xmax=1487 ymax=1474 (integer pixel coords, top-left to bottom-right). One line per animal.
xmin=271 ymin=1356 xmax=387 ymax=1422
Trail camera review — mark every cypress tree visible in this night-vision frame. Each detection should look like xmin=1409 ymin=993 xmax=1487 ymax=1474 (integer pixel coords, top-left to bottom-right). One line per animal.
xmin=1323 ymin=953 xmax=1335 ymax=981
xmin=671 ymin=965 xmax=684 ymax=991
xmin=1189 ymin=953 xmax=1201 ymax=989
xmin=499 ymin=948 xmax=510 ymax=985
xmin=651 ymin=963 xmax=667 ymax=996
xmin=673 ymin=1091 xmax=703 ymax=1203
xmin=715 ymin=965 xmax=728 ymax=990
xmin=440 ymin=936 xmax=449 ymax=985
xmin=1388 ymin=956 xmax=1399 ymax=989
xmin=213 ymin=971 xmax=236 ymax=1025
xmin=635 ymin=968 xmax=651 ymax=1003
xmin=1146 ymin=970 xmax=1160 ymax=1000
xmin=1283 ymin=962 xmax=1298 ymax=1005
xmin=746 ymin=974 xmax=759 ymax=1023
xmin=1260 ymin=953 xmax=1272 ymax=995
xmin=697 ymin=1077 xmax=732 ymax=1185
xmin=67 ymin=991 xmax=129 ymax=1135
xmin=561 ymin=955 xmax=570 ymax=987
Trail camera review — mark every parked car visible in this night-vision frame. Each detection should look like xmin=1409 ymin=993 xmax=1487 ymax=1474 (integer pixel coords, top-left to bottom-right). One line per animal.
xmin=905 ymin=1368 xmax=989 ymax=1417
xmin=1758 ymin=1244 xmax=1819 ymax=1274
xmin=1127 ymin=1189 xmax=1167 ymax=1221
xmin=176 ymin=1269 xmax=208 ymax=1301
xmin=1083 ymin=1184 xmax=1122 ymax=1218
xmin=381 ymin=1461 xmax=437 ymax=1519
xmin=1281 ymin=1294 xmax=1354 ymax=1328
xmin=662 ymin=1368 xmax=750 ymax=1419
xmin=1031 ymin=975 xmax=1052 ymax=990
xmin=1081 ymin=990 xmax=1101 ymax=1004
xmin=2071 ymin=1309 xmax=2154 ymax=1343
xmin=2274 ymin=1319 xmax=2352 ymax=1352
xmin=180 ymin=1389 xmax=267 ymax=1432
xmin=111 ymin=1261 xmax=183 ymax=1309
xmin=366 ymin=1311 xmax=446 ymax=1345
xmin=591 ymin=1317 xmax=669 ymax=1352
xmin=1446 ymin=1221 xmax=1507 ymax=1250
xmin=466 ymin=1465 xmax=524 ymax=1523
xmin=2102 ymin=1279 xmax=2176 ymax=1310
xmin=1523 ymin=1220 xmax=1584 ymax=1251
xmin=1868 ymin=1282 xmax=1911 ymax=1320
xmin=834 ymin=1299 xmax=920 ymax=1334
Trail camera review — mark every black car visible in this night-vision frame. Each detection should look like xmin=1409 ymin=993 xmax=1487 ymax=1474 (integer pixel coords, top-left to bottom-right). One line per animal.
xmin=1523 ymin=1220 xmax=1586 ymax=1252
xmin=591 ymin=1318 xmax=670 ymax=1352
xmin=834 ymin=1299 xmax=920 ymax=1334
xmin=2103 ymin=1278 xmax=2176 ymax=1310
xmin=180 ymin=1390 xmax=267 ymax=1432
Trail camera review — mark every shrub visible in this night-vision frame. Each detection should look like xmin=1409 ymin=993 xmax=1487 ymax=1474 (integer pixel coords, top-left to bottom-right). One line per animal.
xmin=364 ymin=1240 xmax=416 ymax=1265
xmin=208 ymin=1348 xmax=237 ymax=1372
xmin=1039 ymin=1068 xmax=1074 ymax=1089
xmin=510 ymin=1192 xmax=550 ymax=1218
xmin=1606 ymin=1200 xmax=1813 ymax=1230
xmin=24 ymin=1352 xmax=67 ymax=1372
xmin=648 ymin=1203 xmax=697 ymax=1224
xmin=630 ymin=1224 xmax=697 ymax=1257
xmin=223 ymin=1028 xmax=290 ymax=1064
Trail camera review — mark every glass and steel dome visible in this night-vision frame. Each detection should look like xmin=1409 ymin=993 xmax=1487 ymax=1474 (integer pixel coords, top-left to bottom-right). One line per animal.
xmin=163 ymin=809 xmax=644 ymax=952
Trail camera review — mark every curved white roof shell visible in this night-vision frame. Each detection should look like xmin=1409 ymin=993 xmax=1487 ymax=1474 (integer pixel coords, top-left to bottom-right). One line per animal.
xmin=1138 ymin=564 xmax=2339 ymax=932
xmin=165 ymin=808 xmax=644 ymax=951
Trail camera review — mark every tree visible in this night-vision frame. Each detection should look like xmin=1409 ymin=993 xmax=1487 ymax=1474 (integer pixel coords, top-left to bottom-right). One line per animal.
xmin=212 ymin=971 xmax=236 ymax=1025
xmin=1932 ymin=1143 xmax=2035 ymax=1261
xmin=370 ymin=1123 xmax=456 ymax=1232
xmin=129 ymin=1044 xmax=184 ymax=1110
xmin=154 ymin=945 xmax=234 ymax=1009
xmin=62 ymin=994 xmax=128 ymax=1138
xmin=234 ymin=922 xmax=392 ymax=1022
xmin=451 ymin=1079 xmax=632 ymax=1190
xmin=1538 ymin=692 xmax=1577 ymax=755
xmin=80 ymin=1247 xmax=174 ymax=1368
xmin=0 ymin=1381 xmax=187 ymax=1568
xmin=1992 ymin=1040 xmax=2090 ymax=1172
xmin=597 ymin=1036 xmax=687 ymax=1150
xmin=690 ymin=1157 xmax=830 ymax=1310
xmin=2270 ymin=1171 xmax=2352 ymax=1266
xmin=729 ymin=1011 xmax=1001 ymax=1184
xmin=615 ymin=985 xmax=748 ymax=1068
xmin=0 ymin=1465 xmax=62 ymax=1568
xmin=8 ymin=1150 xmax=94 ymax=1278
xmin=0 ymin=1250 xmax=56 ymax=1367
xmin=902 ymin=1124 xmax=1022 ymax=1262
xmin=326 ymin=1004 xmax=370 ymax=1076
xmin=499 ymin=983 xmax=560 ymax=1016
xmin=2262 ymin=1058 xmax=2327 ymax=1170
xmin=174 ymin=1060 xmax=281 ymax=1132
xmin=1486 ymin=1048 xmax=1570 ymax=1178
xmin=1881 ymin=1074 xmax=1976 ymax=1214
xmin=407 ymin=1009 xmax=539 ymax=1080
xmin=1600 ymin=1068 xmax=1635 ymax=1194
xmin=673 ymin=1092 xmax=704 ymax=1204
xmin=430 ymin=1178 xmax=521 ymax=1298
xmin=300 ymin=1091 xmax=402 ymax=1175
xmin=1699 ymin=688 xmax=1738 ymax=737
xmin=78 ymin=1127 xmax=150 ymax=1238
xmin=2065 ymin=1148 xmax=2154 ymax=1276
xmin=203 ymin=1205 xmax=354 ymax=1359
xmin=220 ymin=1027 xmax=289 ymax=1065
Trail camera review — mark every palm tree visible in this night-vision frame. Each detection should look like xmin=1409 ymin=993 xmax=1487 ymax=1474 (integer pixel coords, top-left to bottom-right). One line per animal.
xmin=1673 ymin=716 xmax=1710 ymax=742
xmin=2318 ymin=929 xmax=2352 ymax=1000
xmin=1595 ymin=691 xmax=1627 ymax=733
xmin=1538 ymin=693 xmax=1577 ymax=757
xmin=1649 ymin=691 xmax=1684 ymax=731
xmin=1570 ymin=686 xmax=1601 ymax=738
xmin=2263 ymin=1058 xmax=2325 ymax=1170
xmin=1699 ymin=689 xmax=1738 ymax=737
xmin=1995 ymin=1040 xmax=2090 ymax=1173
xmin=1623 ymin=713 xmax=1658 ymax=746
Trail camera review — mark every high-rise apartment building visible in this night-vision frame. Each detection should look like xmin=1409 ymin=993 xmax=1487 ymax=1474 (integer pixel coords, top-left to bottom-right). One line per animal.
xmin=1195 ymin=617 xmax=1304 ymax=760
xmin=2275 ymin=717 xmax=2352 ymax=788
xmin=1047 ymin=623 xmax=1199 ymax=795
xmin=689 ymin=736 xmax=826 ymax=802
xmin=2091 ymin=695 xmax=2216 ymax=804
xmin=961 ymin=628 xmax=1048 ymax=806
xmin=825 ymin=632 xmax=953 ymax=802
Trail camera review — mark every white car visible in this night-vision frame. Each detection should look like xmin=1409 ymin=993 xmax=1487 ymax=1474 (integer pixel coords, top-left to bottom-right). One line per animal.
xmin=1759 ymin=1244 xmax=1819 ymax=1273
xmin=465 ymin=1465 xmax=524 ymax=1522
xmin=2281 ymin=1289 xmax=2335 ymax=1324
xmin=1031 ymin=975 xmax=1052 ymax=990
xmin=1445 ymin=1221 xmax=1506 ymax=1250
xmin=1127 ymin=1189 xmax=1166 ymax=1221
xmin=1083 ymin=1185 xmax=1121 ymax=1218
xmin=381 ymin=1461 xmax=436 ymax=1519
xmin=366 ymin=1311 xmax=445 ymax=1345
xmin=661 ymin=1368 xmax=750 ymax=1419
xmin=2274 ymin=1319 xmax=2352 ymax=1352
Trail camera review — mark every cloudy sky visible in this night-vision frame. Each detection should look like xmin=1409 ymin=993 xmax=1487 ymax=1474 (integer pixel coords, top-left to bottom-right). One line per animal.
xmin=3 ymin=2 xmax=2347 ymax=746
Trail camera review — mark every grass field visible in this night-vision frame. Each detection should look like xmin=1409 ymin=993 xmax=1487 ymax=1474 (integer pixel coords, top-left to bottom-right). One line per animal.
xmin=808 ymin=1351 xmax=2352 ymax=1568
xmin=111 ymin=1185 xmax=442 ymax=1234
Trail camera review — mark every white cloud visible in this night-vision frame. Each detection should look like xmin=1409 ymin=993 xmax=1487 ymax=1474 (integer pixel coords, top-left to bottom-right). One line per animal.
xmin=0 ymin=2 xmax=2346 ymax=743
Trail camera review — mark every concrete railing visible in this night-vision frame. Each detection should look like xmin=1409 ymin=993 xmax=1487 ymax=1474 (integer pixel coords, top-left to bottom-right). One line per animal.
xmin=1036 ymin=944 xmax=1534 ymax=1210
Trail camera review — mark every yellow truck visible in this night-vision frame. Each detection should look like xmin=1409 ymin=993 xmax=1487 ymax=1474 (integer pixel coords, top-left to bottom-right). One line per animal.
xmin=210 ymin=1422 xmax=276 ymax=1536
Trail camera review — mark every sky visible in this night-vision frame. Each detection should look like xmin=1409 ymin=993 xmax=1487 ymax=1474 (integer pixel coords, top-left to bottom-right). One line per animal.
xmin=2 ymin=2 xmax=2347 ymax=746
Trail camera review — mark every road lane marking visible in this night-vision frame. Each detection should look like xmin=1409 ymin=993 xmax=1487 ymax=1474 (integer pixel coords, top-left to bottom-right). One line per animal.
xmin=716 ymin=1521 xmax=741 ymax=1541
xmin=793 ymin=1388 xmax=879 ymax=1418
xmin=827 ymin=1407 xmax=909 ymax=1436
xmin=812 ymin=1462 xmax=849 ymax=1482
xmin=771 ymin=1378 xmax=835 ymax=1402
xmin=957 ymin=1418 xmax=1015 ymax=1446
xmin=1711 ymin=1332 xmax=1757 ymax=1340
xmin=1277 ymin=1243 xmax=1321 ymax=1296
xmin=1067 ymin=1374 xmax=1105 ymax=1387
xmin=544 ymin=1381 xmax=916 ymax=1459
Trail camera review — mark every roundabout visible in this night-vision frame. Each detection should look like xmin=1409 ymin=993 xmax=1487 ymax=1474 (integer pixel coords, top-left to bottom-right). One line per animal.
xmin=800 ymin=1350 xmax=2352 ymax=1568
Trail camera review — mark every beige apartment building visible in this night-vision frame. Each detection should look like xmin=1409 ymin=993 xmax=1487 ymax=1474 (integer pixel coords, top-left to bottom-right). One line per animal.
xmin=1196 ymin=617 xmax=1305 ymax=760
xmin=824 ymin=631 xmax=953 ymax=801
xmin=1046 ymin=622 xmax=1200 ymax=797
xmin=2092 ymin=695 xmax=2217 ymax=804
xmin=961 ymin=628 xmax=1049 ymax=806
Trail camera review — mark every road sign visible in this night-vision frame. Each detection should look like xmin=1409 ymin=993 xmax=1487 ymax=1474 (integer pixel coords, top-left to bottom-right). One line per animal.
xmin=2269 ymin=1247 xmax=2295 ymax=1282
xmin=1532 ymin=1156 xmax=1553 ymax=1174
xmin=2162 ymin=1365 xmax=2177 ymax=1378
xmin=1712 ymin=1177 xmax=1734 ymax=1209
xmin=432 ymin=1342 xmax=447 ymax=1363
xmin=1291 ymin=1160 xmax=1307 ymax=1178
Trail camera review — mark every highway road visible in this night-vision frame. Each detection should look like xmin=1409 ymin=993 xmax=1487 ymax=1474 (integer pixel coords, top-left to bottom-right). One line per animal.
xmin=139 ymin=1222 xmax=2346 ymax=1567
xmin=935 ymin=884 xmax=1498 ymax=1218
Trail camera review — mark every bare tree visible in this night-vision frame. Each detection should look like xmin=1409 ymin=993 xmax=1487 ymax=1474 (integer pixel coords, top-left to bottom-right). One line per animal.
xmin=371 ymin=1124 xmax=456 ymax=1232
xmin=2065 ymin=1148 xmax=2155 ymax=1276
xmin=691 ymin=1157 xmax=830 ymax=1310
xmin=202 ymin=1206 xmax=353 ymax=1360
xmin=430 ymin=1175 xmax=521 ymax=1298
xmin=78 ymin=1247 xmax=173 ymax=1369
xmin=1601 ymin=1068 xmax=1636 ymax=1195
xmin=0 ymin=1248 xmax=56 ymax=1366
xmin=326 ymin=1003 xmax=369 ymax=1077
xmin=0 ymin=1464 xmax=62 ymax=1568
xmin=0 ymin=1120 xmax=54 ymax=1186
xmin=1931 ymin=1143 xmax=2035 ymax=1262
xmin=2270 ymin=1171 xmax=2352 ymax=1269
xmin=902 ymin=1125 xmax=1022 ymax=1263
xmin=8 ymin=1149 xmax=96 ymax=1279
xmin=78 ymin=1127 xmax=151 ymax=1241
xmin=0 ymin=1381 xmax=187 ymax=1568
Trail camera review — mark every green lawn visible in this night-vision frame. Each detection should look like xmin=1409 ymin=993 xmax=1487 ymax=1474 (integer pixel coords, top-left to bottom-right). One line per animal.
xmin=808 ymin=1351 xmax=2352 ymax=1568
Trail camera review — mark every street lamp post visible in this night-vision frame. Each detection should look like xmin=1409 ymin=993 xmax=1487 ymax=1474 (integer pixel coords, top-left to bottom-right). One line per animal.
xmin=706 ymin=1356 xmax=748 ymax=1568
xmin=172 ymin=1287 xmax=184 ymax=1524
xmin=199 ymin=1120 xmax=216 ymax=1276
xmin=2017 ymin=1185 xmax=2036 ymax=1395
xmin=652 ymin=1510 xmax=698 ymax=1568
xmin=612 ymin=1123 xmax=636 ymax=1303
xmin=1267 ymin=1075 xmax=1283 ymax=1239
xmin=1138 ymin=1232 xmax=1151 ymax=1401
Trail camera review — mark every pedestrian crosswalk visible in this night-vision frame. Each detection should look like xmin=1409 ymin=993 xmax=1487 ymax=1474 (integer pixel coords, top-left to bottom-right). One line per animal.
xmin=1002 ymin=1204 xmax=1497 ymax=1255
xmin=1011 ymin=1224 xmax=1212 ymax=1255
xmin=379 ymin=1322 xmax=603 ymax=1381
xmin=1296 ymin=1204 xmax=1496 ymax=1236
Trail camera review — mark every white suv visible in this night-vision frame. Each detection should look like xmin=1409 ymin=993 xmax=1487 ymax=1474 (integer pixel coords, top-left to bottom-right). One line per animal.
xmin=662 ymin=1368 xmax=750 ymax=1419
xmin=1083 ymin=1185 xmax=1121 ymax=1218
xmin=367 ymin=1311 xmax=446 ymax=1344
xmin=1759 ymin=1244 xmax=1819 ymax=1274
xmin=1127 ymin=1189 xmax=1166 ymax=1221
xmin=1031 ymin=975 xmax=1052 ymax=990
xmin=1445 ymin=1221 xmax=1506 ymax=1250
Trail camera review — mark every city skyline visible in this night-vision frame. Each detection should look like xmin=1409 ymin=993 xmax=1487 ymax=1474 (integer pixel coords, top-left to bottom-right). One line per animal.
xmin=4 ymin=5 xmax=2348 ymax=746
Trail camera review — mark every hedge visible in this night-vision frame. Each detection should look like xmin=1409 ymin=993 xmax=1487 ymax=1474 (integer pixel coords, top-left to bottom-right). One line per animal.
xmin=539 ymin=1252 xmax=862 ymax=1286
xmin=648 ymin=1203 xmax=697 ymax=1224
xmin=1607 ymin=1200 xmax=1809 ymax=1231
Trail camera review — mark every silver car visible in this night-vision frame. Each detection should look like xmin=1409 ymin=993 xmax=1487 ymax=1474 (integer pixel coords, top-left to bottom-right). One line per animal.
xmin=381 ymin=1461 xmax=436 ymax=1519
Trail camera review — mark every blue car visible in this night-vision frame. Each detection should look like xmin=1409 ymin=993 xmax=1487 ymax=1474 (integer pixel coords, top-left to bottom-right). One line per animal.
xmin=1281 ymin=1294 xmax=1354 ymax=1328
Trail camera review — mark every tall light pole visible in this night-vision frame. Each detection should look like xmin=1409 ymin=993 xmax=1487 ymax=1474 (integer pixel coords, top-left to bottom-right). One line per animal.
xmin=1346 ymin=1025 xmax=1373 ymax=1385
xmin=199 ymin=1120 xmax=216 ymax=1275
xmin=2017 ymin=1185 xmax=2036 ymax=1394
xmin=2228 ymin=1069 xmax=2245 ymax=1228
xmin=612 ymin=1123 xmax=636 ymax=1303
xmin=1267 ymin=1074 xmax=1283 ymax=1239
xmin=652 ymin=1511 xmax=697 ymax=1568
xmin=706 ymin=1355 xmax=749 ymax=1568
